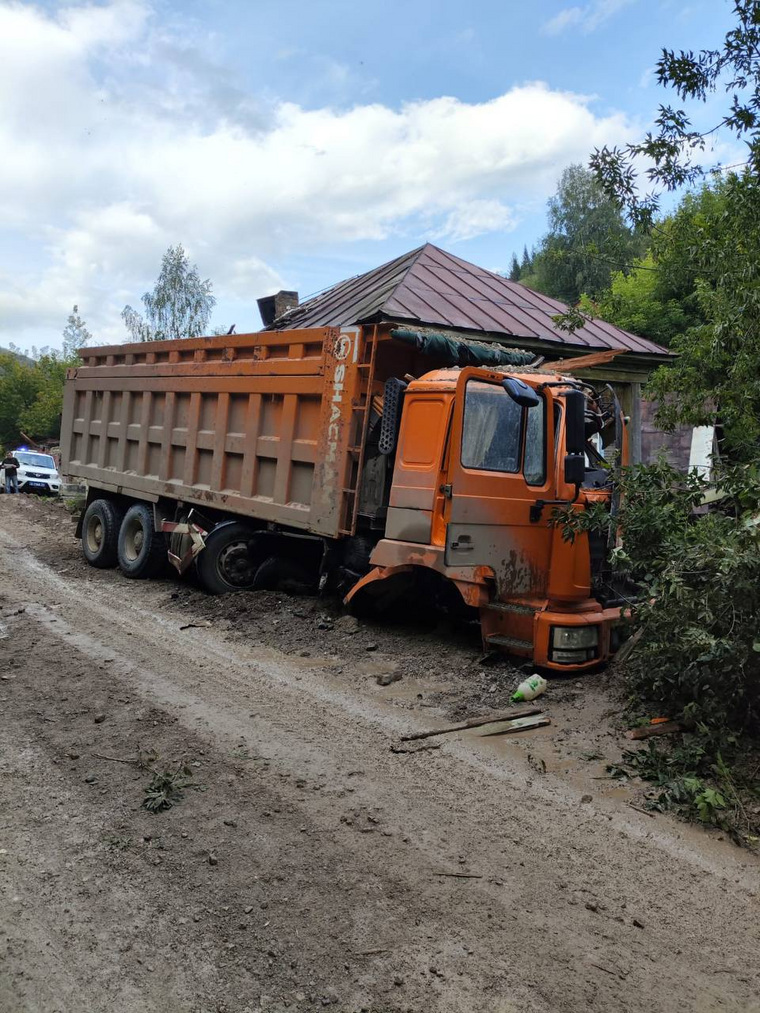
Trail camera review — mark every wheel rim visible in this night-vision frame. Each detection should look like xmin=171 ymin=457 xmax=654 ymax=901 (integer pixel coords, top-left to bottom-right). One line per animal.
xmin=217 ymin=539 xmax=258 ymax=589
xmin=123 ymin=515 xmax=145 ymax=562
xmin=85 ymin=516 xmax=103 ymax=554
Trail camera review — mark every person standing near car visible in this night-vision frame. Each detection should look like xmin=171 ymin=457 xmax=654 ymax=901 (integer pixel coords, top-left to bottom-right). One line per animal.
xmin=2 ymin=451 xmax=20 ymax=493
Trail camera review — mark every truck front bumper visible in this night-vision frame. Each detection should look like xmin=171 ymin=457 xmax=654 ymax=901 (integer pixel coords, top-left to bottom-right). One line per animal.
xmin=480 ymin=599 xmax=623 ymax=671
xmin=533 ymin=605 xmax=622 ymax=671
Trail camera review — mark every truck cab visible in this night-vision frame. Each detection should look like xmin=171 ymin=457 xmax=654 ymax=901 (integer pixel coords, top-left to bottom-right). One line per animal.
xmin=347 ymin=364 xmax=624 ymax=671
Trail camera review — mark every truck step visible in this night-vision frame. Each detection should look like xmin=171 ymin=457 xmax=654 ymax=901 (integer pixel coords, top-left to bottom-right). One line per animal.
xmin=486 ymin=634 xmax=533 ymax=652
xmin=483 ymin=601 xmax=538 ymax=616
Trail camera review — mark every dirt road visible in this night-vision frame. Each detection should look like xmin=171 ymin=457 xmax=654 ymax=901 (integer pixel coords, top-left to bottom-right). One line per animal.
xmin=1 ymin=494 xmax=758 ymax=1013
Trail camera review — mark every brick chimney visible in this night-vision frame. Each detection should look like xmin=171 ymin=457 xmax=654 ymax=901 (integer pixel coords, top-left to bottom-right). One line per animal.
xmin=257 ymin=290 xmax=299 ymax=327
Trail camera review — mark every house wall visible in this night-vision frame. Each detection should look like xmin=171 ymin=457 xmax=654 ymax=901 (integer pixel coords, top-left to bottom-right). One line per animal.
xmin=640 ymin=397 xmax=693 ymax=470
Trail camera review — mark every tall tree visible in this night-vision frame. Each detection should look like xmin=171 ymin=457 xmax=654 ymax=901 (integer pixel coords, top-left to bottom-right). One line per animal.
xmin=529 ymin=165 xmax=644 ymax=303
xmin=507 ymin=253 xmax=521 ymax=281
xmin=62 ymin=305 xmax=92 ymax=359
xmin=122 ymin=244 xmax=216 ymax=342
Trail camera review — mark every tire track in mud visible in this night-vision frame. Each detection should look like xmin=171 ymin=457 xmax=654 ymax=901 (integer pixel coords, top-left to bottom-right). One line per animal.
xmin=1 ymin=515 xmax=759 ymax=1013
xmin=8 ymin=538 xmax=759 ymax=886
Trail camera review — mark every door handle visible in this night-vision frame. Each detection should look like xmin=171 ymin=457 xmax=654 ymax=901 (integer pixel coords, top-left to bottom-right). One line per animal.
xmin=451 ymin=534 xmax=473 ymax=551
xmin=439 ymin=483 xmax=452 ymax=498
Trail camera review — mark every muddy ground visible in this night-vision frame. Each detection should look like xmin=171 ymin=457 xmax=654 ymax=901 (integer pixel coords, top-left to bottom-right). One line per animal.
xmin=0 ymin=493 xmax=758 ymax=1013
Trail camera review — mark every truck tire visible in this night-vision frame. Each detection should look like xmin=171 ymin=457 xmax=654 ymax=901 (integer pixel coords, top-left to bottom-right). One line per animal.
xmin=195 ymin=522 xmax=266 ymax=594
xmin=117 ymin=503 xmax=166 ymax=578
xmin=81 ymin=499 xmax=125 ymax=568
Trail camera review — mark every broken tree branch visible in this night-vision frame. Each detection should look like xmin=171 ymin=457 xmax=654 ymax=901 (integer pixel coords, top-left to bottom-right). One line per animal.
xmin=628 ymin=803 xmax=656 ymax=818
xmin=91 ymin=752 xmax=143 ymax=766
xmin=400 ymin=706 xmax=542 ymax=742
xmin=433 ymin=872 xmax=483 ymax=879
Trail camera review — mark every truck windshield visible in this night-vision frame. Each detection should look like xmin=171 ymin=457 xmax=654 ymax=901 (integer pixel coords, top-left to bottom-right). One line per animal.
xmin=16 ymin=452 xmax=55 ymax=469
xmin=461 ymin=381 xmax=522 ymax=472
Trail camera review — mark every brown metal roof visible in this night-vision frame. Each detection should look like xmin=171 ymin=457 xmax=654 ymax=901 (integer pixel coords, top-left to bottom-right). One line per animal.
xmin=270 ymin=243 xmax=669 ymax=357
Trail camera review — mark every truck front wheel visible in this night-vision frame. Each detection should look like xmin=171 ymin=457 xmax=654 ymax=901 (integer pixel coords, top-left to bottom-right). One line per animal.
xmin=82 ymin=499 xmax=125 ymax=568
xmin=195 ymin=523 xmax=265 ymax=594
xmin=117 ymin=503 xmax=166 ymax=578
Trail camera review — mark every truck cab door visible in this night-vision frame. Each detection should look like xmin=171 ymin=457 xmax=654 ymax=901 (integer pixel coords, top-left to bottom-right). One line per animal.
xmin=443 ymin=369 xmax=554 ymax=598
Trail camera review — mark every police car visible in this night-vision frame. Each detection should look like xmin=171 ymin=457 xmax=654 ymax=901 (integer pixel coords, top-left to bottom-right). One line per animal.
xmin=1 ymin=449 xmax=62 ymax=494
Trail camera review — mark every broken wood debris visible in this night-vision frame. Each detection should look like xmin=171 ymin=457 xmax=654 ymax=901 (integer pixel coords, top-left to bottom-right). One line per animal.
xmin=612 ymin=627 xmax=643 ymax=668
xmin=399 ymin=706 xmax=543 ymax=742
xmin=626 ymin=720 xmax=684 ymax=740
xmin=478 ymin=714 xmax=551 ymax=737
xmin=433 ymin=872 xmax=483 ymax=879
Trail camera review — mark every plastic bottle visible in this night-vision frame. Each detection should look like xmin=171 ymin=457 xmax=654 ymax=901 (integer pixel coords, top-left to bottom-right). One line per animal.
xmin=511 ymin=674 xmax=548 ymax=703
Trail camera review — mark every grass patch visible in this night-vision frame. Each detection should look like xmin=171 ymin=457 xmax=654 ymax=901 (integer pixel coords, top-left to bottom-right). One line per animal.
xmin=609 ymin=734 xmax=760 ymax=847
xmin=142 ymin=759 xmax=199 ymax=813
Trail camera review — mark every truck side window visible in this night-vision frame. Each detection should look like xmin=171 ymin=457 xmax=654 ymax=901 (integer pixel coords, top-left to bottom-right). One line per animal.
xmin=523 ymin=396 xmax=546 ymax=485
xmin=461 ymin=381 xmax=522 ymax=473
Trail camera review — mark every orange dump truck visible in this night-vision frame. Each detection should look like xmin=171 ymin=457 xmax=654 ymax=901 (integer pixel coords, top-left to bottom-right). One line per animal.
xmin=61 ymin=323 xmax=627 ymax=670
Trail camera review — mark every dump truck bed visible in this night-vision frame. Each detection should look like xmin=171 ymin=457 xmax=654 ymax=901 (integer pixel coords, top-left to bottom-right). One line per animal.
xmin=60 ymin=326 xmax=374 ymax=537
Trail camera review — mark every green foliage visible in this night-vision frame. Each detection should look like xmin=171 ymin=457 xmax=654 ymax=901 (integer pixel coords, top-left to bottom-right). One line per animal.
xmin=0 ymin=305 xmax=91 ymax=447
xmin=567 ymin=454 xmax=760 ymax=845
xmin=587 ymin=251 xmax=697 ymax=347
xmin=0 ymin=352 xmax=72 ymax=446
xmin=605 ymin=460 xmax=760 ymax=742
xmin=643 ymin=173 xmax=760 ymax=460
xmin=591 ymin=1 xmax=760 ymax=226
xmin=610 ymin=740 xmax=759 ymax=844
xmin=588 ymin=5 xmax=760 ymax=461
xmin=507 ymin=253 xmax=521 ymax=282
xmin=18 ymin=356 xmax=71 ymax=441
xmin=549 ymin=499 xmax=612 ymax=544
xmin=123 ymin=244 xmax=216 ymax=342
xmin=529 ymin=164 xmax=646 ymax=303
xmin=143 ymin=759 xmax=196 ymax=813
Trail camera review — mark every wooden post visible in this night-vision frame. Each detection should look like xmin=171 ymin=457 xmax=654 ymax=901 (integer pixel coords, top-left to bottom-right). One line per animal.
xmin=629 ymin=382 xmax=642 ymax=465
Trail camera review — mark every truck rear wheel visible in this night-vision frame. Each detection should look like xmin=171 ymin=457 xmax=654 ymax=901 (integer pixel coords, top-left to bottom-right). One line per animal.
xmin=195 ymin=523 xmax=265 ymax=594
xmin=117 ymin=503 xmax=166 ymax=578
xmin=82 ymin=499 xmax=125 ymax=568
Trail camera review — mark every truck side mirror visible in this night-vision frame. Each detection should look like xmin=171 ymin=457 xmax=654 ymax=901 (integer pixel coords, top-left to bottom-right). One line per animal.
xmin=378 ymin=377 xmax=408 ymax=455
xmin=564 ymin=453 xmax=585 ymax=486
xmin=501 ymin=376 xmax=540 ymax=408
xmin=562 ymin=389 xmax=586 ymax=455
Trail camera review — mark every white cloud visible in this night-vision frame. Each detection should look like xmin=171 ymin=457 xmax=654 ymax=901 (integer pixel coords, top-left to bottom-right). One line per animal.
xmin=543 ymin=0 xmax=635 ymax=35
xmin=434 ymin=200 xmax=517 ymax=242
xmin=0 ymin=1 xmax=636 ymax=349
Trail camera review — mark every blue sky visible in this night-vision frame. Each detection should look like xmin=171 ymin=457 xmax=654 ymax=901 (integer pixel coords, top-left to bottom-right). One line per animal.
xmin=0 ymin=0 xmax=738 ymax=351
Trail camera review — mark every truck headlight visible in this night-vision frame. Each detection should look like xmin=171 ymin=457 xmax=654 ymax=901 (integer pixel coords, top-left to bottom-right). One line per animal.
xmin=550 ymin=625 xmax=600 ymax=664
xmin=552 ymin=626 xmax=599 ymax=650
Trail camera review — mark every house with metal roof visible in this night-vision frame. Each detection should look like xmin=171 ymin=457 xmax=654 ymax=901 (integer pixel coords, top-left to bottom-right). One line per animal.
xmin=259 ymin=243 xmax=674 ymax=463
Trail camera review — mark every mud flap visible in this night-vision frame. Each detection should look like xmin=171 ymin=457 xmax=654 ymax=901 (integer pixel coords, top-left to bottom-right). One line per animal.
xmin=160 ymin=516 xmax=209 ymax=574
